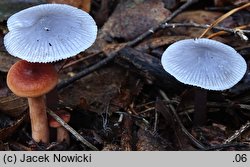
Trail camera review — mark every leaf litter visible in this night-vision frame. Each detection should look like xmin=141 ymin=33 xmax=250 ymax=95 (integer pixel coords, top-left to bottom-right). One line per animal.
xmin=0 ymin=0 xmax=250 ymax=151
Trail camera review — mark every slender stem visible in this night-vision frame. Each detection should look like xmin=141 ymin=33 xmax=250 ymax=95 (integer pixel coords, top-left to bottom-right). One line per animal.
xmin=57 ymin=127 xmax=70 ymax=145
xmin=159 ymin=89 xmax=206 ymax=149
xmin=28 ymin=96 xmax=49 ymax=143
xmin=193 ymin=88 xmax=207 ymax=126
xmin=47 ymin=109 xmax=98 ymax=150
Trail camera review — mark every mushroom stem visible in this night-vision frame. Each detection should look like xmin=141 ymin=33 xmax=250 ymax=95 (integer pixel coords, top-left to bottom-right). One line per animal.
xmin=193 ymin=88 xmax=207 ymax=126
xmin=28 ymin=96 xmax=49 ymax=143
xmin=57 ymin=127 xmax=70 ymax=145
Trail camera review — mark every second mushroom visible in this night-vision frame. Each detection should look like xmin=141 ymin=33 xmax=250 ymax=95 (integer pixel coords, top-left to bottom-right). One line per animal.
xmin=161 ymin=38 xmax=247 ymax=126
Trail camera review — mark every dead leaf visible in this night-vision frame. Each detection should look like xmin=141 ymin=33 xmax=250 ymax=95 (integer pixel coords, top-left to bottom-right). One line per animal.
xmin=60 ymin=64 xmax=143 ymax=114
xmin=136 ymin=128 xmax=170 ymax=151
xmin=0 ymin=112 xmax=27 ymax=140
xmin=192 ymin=125 xmax=227 ymax=146
xmin=214 ymin=0 xmax=231 ymax=7
xmin=101 ymin=0 xmax=171 ymax=41
xmin=135 ymin=35 xmax=188 ymax=51
xmin=172 ymin=10 xmax=237 ymax=37
xmin=0 ymin=86 xmax=28 ymax=118
xmin=0 ymin=52 xmax=19 ymax=72
xmin=47 ymin=0 xmax=92 ymax=12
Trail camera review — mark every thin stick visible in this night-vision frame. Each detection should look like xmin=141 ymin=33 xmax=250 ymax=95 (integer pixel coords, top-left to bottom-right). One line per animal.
xmin=207 ymin=24 xmax=249 ymax=39
xmin=62 ymin=51 xmax=102 ymax=69
xmin=199 ymin=2 xmax=250 ymax=38
xmin=57 ymin=0 xmax=198 ymax=90
xmin=224 ymin=121 xmax=250 ymax=144
xmin=161 ymin=23 xmax=250 ymax=34
xmin=202 ymin=143 xmax=248 ymax=151
xmin=47 ymin=108 xmax=99 ymax=151
xmin=158 ymin=89 xmax=206 ymax=149
xmin=127 ymin=0 xmax=199 ymax=47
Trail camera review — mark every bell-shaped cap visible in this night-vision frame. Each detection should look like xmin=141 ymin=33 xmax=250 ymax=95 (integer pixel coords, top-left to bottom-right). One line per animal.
xmin=7 ymin=60 xmax=58 ymax=97
xmin=161 ymin=38 xmax=247 ymax=90
xmin=4 ymin=4 xmax=97 ymax=63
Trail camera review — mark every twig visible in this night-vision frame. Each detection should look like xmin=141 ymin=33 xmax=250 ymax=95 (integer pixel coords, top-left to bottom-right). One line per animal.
xmin=153 ymin=110 xmax=158 ymax=134
xmin=162 ymin=22 xmax=250 ymax=34
xmin=207 ymin=24 xmax=249 ymax=39
xmin=224 ymin=121 xmax=250 ymax=144
xmin=62 ymin=51 xmax=102 ymax=69
xmin=115 ymin=111 xmax=150 ymax=126
xmin=199 ymin=2 xmax=250 ymax=38
xmin=47 ymin=108 xmax=99 ymax=151
xmin=57 ymin=0 xmax=198 ymax=90
xmin=158 ymin=89 xmax=206 ymax=149
xmin=202 ymin=143 xmax=248 ymax=151
xmin=127 ymin=0 xmax=199 ymax=46
xmin=120 ymin=115 xmax=133 ymax=151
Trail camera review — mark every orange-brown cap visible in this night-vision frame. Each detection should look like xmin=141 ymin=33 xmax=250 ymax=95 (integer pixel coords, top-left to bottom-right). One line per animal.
xmin=7 ymin=60 xmax=58 ymax=98
xmin=48 ymin=110 xmax=71 ymax=128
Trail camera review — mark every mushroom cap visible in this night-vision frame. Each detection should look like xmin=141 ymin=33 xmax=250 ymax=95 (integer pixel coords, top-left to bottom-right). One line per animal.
xmin=161 ymin=38 xmax=247 ymax=91
xmin=4 ymin=4 xmax=97 ymax=63
xmin=7 ymin=60 xmax=58 ymax=97
xmin=48 ymin=110 xmax=71 ymax=128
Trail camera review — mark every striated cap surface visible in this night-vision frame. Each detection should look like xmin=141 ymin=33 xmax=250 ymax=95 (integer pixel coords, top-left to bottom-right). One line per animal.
xmin=4 ymin=4 xmax=97 ymax=63
xmin=161 ymin=38 xmax=247 ymax=90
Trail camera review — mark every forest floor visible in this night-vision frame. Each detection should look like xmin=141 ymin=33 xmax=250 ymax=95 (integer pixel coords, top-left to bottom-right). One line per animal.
xmin=0 ymin=0 xmax=250 ymax=151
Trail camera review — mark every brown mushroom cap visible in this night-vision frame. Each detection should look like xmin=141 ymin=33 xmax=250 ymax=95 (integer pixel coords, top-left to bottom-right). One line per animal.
xmin=48 ymin=110 xmax=71 ymax=128
xmin=7 ymin=60 xmax=58 ymax=98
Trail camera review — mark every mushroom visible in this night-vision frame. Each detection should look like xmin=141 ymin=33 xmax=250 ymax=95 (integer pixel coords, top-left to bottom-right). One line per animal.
xmin=4 ymin=3 xmax=97 ymax=63
xmin=4 ymin=4 xmax=97 ymax=143
xmin=161 ymin=38 xmax=247 ymax=125
xmin=48 ymin=110 xmax=71 ymax=145
xmin=7 ymin=60 xmax=58 ymax=143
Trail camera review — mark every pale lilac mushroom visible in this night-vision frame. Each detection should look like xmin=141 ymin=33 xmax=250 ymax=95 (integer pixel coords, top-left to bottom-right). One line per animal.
xmin=161 ymin=38 xmax=247 ymax=125
xmin=161 ymin=38 xmax=247 ymax=90
xmin=4 ymin=3 xmax=97 ymax=63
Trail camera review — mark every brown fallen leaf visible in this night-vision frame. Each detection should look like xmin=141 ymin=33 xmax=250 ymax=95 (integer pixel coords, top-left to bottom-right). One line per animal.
xmin=0 ymin=52 xmax=19 ymax=73
xmin=214 ymin=0 xmax=231 ymax=7
xmin=101 ymin=0 xmax=171 ymax=41
xmin=0 ymin=92 xmax=28 ymax=118
xmin=136 ymin=128 xmax=170 ymax=151
xmin=0 ymin=112 xmax=27 ymax=141
xmin=191 ymin=125 xmax=227 ymax=146
xmin=47 ymin=0 xmax=92 ymax=12
xmin=172 ymin=10 xmax=237 ymax=37
xmin=60 ymin=64 xmax=143 ymax=115
xmin=135 ymin=35 xmax=188 ymax=52
xmin=0 ymin=75 xmax=28 ymax=118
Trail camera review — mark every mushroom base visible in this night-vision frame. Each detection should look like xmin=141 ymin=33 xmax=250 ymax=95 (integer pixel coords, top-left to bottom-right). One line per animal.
xmin=28 ymin=96 xmax=49 ymax=144
xmin=57 ymin=127 xmax=70 ymax=145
